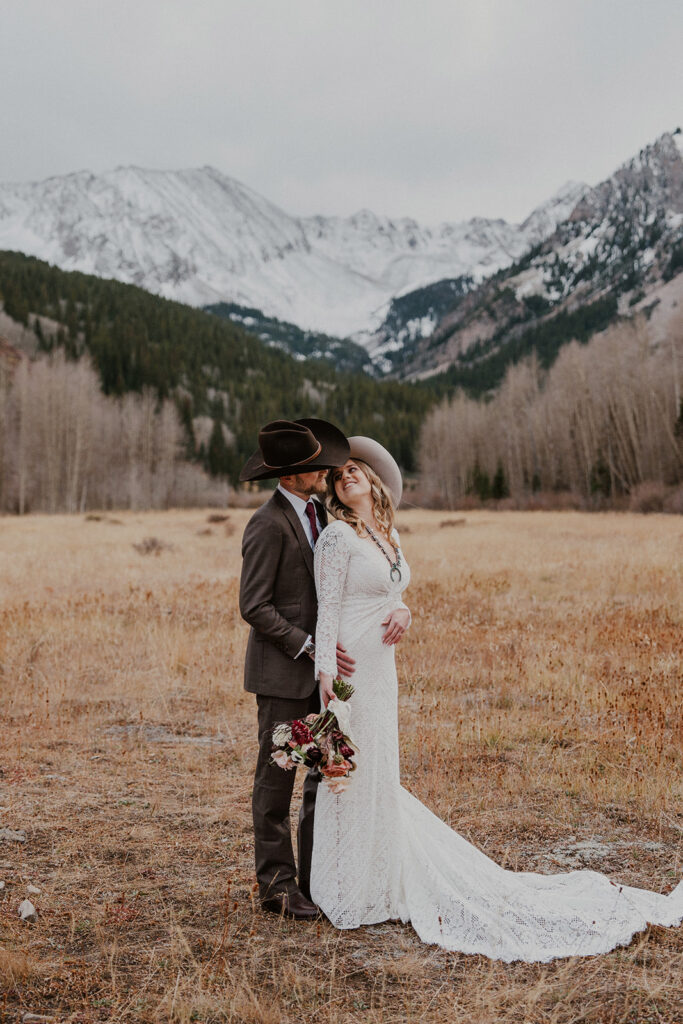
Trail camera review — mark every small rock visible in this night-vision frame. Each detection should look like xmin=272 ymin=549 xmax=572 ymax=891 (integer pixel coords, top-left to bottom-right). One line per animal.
xmin=22 ymin=1015 xmax=56 ymax=1023
xmin=26 ymin=884 xmax=41 ymax=895
xmin=0 ymin=880 xmax=4 ymax=889
xmin=18 ymin=898 xmax=37 ymax=921
xmin=0 ymin=827 xmax=26 ymax=843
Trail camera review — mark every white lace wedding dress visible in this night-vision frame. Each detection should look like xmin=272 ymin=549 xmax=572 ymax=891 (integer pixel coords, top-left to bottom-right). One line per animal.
xmin=310 ymin=520 xmax=683 ymax=962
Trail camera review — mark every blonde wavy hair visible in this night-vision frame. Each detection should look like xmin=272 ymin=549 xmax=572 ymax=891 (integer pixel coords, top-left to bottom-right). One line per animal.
xmin=326 ymin=459 xmax=396 ymax=538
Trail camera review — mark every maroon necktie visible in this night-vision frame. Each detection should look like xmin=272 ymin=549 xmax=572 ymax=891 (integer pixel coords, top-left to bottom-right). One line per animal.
xmin=305 ymin=500 xmax=320 ymax=544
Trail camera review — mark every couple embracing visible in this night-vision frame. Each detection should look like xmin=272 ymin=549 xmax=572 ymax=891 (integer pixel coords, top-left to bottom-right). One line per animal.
xmin=239 ymin=418 xmax=683 ymax=962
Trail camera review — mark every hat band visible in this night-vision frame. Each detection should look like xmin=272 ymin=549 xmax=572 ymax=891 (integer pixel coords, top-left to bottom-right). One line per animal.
xmin=263 ymin=439 xmax=322 ymax=470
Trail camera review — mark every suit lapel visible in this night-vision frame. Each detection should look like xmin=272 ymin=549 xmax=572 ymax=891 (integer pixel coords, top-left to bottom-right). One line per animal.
xmin=273 ymin=489 xmax=315 ymax=578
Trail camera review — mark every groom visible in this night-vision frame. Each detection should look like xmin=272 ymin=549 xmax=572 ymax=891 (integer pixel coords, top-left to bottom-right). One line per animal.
xmin=239 ymin=418 xmax=354 ymax=919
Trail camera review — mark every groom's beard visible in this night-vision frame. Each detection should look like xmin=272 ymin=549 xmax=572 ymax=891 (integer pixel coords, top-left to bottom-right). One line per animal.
xmin=292 ymin=472 xmax=328 ymax=498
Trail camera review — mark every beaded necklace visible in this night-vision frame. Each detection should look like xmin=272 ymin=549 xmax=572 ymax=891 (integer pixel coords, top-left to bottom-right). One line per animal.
xmin=362 ymin=521 xmax=402 ymax=582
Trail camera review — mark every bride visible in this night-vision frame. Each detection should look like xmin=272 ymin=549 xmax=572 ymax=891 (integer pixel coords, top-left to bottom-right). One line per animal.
xmin=309 ymin=436 xmax=683 ymax=962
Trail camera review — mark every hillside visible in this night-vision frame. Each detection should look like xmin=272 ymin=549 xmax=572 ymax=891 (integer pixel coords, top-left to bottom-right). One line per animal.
xmin=0 ymin=251 xmax=435 ymax=481
xmin=204 ymin=302 xmax=376 ymax=375
xmin=401 ymin=130 xmax=683 ymax=386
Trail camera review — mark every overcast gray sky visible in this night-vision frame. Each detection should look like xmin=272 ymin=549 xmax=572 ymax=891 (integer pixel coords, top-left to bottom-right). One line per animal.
xmin=2 ymin=0 xmax=681 ymax=224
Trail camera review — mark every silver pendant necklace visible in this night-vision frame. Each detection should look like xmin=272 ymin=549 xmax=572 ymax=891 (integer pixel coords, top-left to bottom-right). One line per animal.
xmin=362 ymin=521 xmax=402 ymax=582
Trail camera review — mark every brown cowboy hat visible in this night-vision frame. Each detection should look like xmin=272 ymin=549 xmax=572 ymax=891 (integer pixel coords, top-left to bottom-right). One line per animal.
xmin=239 ymin=418 xmax=350 ymax=482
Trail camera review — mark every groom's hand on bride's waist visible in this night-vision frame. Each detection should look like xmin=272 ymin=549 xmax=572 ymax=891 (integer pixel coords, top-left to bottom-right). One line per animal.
xmin=335 ymin=642 xmax=355 ymax=678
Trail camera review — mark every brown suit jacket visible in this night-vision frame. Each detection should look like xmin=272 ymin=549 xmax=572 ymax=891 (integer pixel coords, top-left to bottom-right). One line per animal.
xmin=239 ymin=489 xmax=327 ymax=699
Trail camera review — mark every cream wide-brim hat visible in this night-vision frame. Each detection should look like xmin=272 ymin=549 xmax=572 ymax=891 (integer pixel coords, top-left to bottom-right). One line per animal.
xmin=346 ymin=436 xmax=403 ymax=506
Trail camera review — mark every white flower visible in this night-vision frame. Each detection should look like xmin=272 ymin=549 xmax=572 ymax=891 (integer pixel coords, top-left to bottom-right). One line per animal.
xmin=290 ymin=750 xmax=305 ymax=765
xmin=272 ymin=724 xmax=292 ymax=746
xmin=272 ymin=749 xmax=295 ymax=770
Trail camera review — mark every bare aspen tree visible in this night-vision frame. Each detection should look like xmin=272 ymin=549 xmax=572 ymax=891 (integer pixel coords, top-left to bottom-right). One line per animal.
xmin=12 ymin=359 xmax=31 ymax=514
xmin=0 ymin=357 xmax=9 ymax=509
xmin=493 ymin=357 xmax=542 ymax=495
xmin=152 ymin=400 xmax=182 ymax=507
xmin=419 ymin=313 xmax=683 ymax=507
xmin=0 ymin=353 xmax=220 ymax=512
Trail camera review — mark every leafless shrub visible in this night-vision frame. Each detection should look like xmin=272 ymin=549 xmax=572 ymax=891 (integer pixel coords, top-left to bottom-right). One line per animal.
xmin=663 ymin=484 xmax=683 ymax=514
xmin=440 ymin=518 xmax=466 ymax=528
xmin=167 ymin=462 xmax=231 ymax=508
xmin=132 ymin=536 xmax=173 ymax=556
xmin=207 ymin=513 xmax=230 ymax=523
xmin=454 ymin=495 xmax=484 ymax=511
xmin=230 ymin=487 xmax=271 ymax=508
xmin=523 ymin=490 xmax=584 ymax=511
xmin=628 ymin=481 xmax=668 ymax=513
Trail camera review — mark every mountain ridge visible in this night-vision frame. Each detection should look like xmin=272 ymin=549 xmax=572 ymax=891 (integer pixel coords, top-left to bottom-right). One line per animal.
xmin=399 ymin=130 xmax=683 ymax=383
xmin=0 ymin=163 xmax=585 ymax=342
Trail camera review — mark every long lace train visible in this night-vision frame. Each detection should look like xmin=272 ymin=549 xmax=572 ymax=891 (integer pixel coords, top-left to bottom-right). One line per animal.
xmin=310 ymin=520 xmax=683 ymax=961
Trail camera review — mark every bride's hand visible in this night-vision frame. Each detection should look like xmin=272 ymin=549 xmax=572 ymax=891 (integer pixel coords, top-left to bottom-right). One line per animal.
xmin=381 ymin=607 xmax=411 ymax=645
xmin=319 ymin=672 xmax=336 ymax=708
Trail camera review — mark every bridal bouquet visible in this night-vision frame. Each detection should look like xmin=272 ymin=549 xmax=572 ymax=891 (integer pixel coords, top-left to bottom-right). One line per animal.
xmin=271 ymin=677 xmax=356 ymax=794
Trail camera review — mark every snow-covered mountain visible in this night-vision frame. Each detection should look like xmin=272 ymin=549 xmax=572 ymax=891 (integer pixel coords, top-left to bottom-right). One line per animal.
xmin=400 ymin=130 xmax=683 ymax=381
xmin=0 ymin=164 xmax=584 ymax=341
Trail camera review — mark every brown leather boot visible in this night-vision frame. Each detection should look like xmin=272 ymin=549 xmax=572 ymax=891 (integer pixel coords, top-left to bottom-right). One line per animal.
xmin=260 ymin=889 xmax=320 ymax=920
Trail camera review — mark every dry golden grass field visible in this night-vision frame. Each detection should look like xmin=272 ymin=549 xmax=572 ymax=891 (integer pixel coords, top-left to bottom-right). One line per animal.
xmin=0 ymin=508 xmax=682 ymax=1024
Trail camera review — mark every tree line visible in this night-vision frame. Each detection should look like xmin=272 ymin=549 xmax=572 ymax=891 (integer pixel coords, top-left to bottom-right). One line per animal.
xmin=0 ymin=351 xmax=227 ymax=513
xmin=418 ymin=314 xmax=683 ymax=508
xmin=0 ymin=251 xmax=435 ymax=485
xmin=3 ymin=249 xmax=682 ymax=514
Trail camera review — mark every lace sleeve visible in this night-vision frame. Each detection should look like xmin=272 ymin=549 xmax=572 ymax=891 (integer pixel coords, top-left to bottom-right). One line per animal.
xmin=313 ymin=524 xmax=351 ymax=679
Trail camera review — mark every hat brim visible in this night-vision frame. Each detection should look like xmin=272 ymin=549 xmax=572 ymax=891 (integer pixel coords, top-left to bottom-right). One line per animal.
xmin=346 ymin=436 xmax=403 ymax=505
xmin=239 ymin=418 xmax=351 ymax=482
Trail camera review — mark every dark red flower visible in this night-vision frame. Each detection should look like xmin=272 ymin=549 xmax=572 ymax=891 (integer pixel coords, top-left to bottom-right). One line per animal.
xmin=305 ymin=746 xmax=322 ymax=764
xmin=339 ymin=743 xmax=355 ymax=758
xmin=291 ymin=720 xmax=314 ymax=745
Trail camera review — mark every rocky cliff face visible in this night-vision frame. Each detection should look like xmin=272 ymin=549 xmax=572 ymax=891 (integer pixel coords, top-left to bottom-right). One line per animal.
xmin=400 ymin=131 xmax=683 ymax=382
